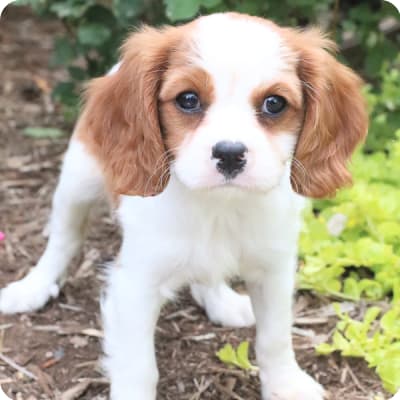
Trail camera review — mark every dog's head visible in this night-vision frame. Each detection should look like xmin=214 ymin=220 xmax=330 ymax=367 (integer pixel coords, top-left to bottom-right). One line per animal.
xmin=81 ymin=13 xmax=368 ymax=198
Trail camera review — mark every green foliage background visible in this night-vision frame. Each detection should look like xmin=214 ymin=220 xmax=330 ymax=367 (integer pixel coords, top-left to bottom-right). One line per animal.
xmin=15 ymin=0 xmax=400 ymax=394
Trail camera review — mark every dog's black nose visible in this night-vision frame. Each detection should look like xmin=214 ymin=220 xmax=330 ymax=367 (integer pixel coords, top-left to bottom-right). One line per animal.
xmin=212 ymin=141 xmax=247 ymax=178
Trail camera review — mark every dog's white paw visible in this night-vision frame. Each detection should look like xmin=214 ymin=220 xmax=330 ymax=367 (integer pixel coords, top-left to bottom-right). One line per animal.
xmin=208 ymin=291 xmax=255 ymax=328
xmin=110 ymin=385 xmax=156 ymax=400
xmin=263 ymin=368 xmax=325 ymax=400
xmin=191 ymin=283 xmax=255 ymax=328
xmin=0 ymin=275 xmax=59 ymax=314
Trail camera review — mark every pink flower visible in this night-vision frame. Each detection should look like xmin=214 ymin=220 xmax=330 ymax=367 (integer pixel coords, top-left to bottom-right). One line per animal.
xmin=0 ymin=232 xmax=5 ymax=242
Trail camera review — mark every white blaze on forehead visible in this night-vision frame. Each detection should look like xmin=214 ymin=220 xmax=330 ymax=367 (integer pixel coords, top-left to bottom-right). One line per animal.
xmin=192 ymin=14 xmax=291 ymax=98
xmin=172 ymin=14 xmax=299 ymax=192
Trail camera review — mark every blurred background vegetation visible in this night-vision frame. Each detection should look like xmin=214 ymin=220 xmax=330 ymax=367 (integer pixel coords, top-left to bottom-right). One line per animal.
xmin=15 ymin=0 xmax=400 ymax=152
xmin=10 ymin=0 xmax=400 ymax=393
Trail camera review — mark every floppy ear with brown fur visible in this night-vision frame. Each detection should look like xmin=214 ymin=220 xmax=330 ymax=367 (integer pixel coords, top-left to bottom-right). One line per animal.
xmin=78 ymin=26 xmax=180 ymax=196
xmin=289 ymin=29 xmax=369 ymax=199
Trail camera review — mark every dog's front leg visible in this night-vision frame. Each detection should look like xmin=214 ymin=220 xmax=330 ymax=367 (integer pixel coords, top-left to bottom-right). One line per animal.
xmin=102 ymin=263 xmax=162 ymax=400
xmin=245 ymin=255 xmax=325 ymax=400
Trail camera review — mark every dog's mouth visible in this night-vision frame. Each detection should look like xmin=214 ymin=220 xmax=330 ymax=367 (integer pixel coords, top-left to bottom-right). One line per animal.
xmin=171 ymin=157 xmax=285 ymax=195
xmin=200 ymin=177 xmax=282 ymax=196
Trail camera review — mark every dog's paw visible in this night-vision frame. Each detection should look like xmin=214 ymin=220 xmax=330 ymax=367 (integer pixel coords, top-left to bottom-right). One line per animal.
xmin=191 ymin=283 xmax=255 ymax=328
xmin=209 ymin=291 xmax=255 ymax=328
xmin=0 ymin=276 xmax=59 ymax=314
xmin=263 ymin=368 xmax=325 ymax=400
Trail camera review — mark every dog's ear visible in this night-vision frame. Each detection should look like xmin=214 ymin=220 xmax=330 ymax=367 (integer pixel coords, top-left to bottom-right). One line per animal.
xmin=80 ymin=26 xmax=180 ymax=196
xmin=289 ymin=29 xmax=368 ymax=198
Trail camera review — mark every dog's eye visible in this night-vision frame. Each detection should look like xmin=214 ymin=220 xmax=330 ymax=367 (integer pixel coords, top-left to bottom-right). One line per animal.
xmin=176 ymin=92 xmax=201 ymax=113
xmin=262 ymin=95 xmax=287 ymax=116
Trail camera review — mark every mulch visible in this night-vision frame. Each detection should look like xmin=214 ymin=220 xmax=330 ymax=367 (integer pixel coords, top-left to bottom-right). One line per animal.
xmin=0 ymin=5 xmax=389 ymax=400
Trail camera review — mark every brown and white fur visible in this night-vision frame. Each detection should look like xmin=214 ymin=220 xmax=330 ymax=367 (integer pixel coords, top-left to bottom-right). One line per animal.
xmin=0 ymin=13 xmax=368 ymax=400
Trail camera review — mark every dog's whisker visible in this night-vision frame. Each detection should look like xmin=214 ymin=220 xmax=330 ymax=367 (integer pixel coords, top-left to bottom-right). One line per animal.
xmin=142 ymin=146 xmax=182 ymax=195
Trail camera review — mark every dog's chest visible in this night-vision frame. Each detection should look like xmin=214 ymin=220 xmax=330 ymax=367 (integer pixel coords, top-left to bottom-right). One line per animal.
xmin=184 ymin=210 xmax=244 ymax=281
xmin=119 ymin=184 xmax=304 ymax=285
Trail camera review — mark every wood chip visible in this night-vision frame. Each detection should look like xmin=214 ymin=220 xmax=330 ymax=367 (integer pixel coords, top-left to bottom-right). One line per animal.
xmin=165 ymin=307 xmax=198 ymax=321
xmin=33 ymin=325 xmax=103 ymax=338
xmin=214 ymin=381 xmax=245 ymax=400
xmin=73 ymin=248 xmax=100 ymax=279
xmin=0 ymin=324 xmax=13 ymax=331
xmin=60 ymin=381 xmax=90 ymax=400
xmin=58 ymin=303 xmax=84 ymax=312
xmin=292 ymin=327 xmax=316 ymax=337
xmin=184 ymin=333 xmax=216 ymax=342
xmin=80 ymin=328 xmax=103 ymax=338
xmin=69 ymin=335 xmax=89 ymax=349
xmin=294 ymin=317 xmax=329 ymax=325
xmin=0 ymin=378 xmax=13 ymax=385
xmin=344 ymin=361 xmax=368 ymax=394
xmin=29 ymin=366 xmax=53 ymax=397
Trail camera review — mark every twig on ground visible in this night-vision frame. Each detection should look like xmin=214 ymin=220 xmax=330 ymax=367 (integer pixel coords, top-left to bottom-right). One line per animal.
xmin=0 ymin=352 xmax=37 ymax=381
xmin=61 ymin=378 xmax=108 ymax=400
xmin=344 ymin=361 xmax=368 ymax=394
xmin=189 ymin=377 xmax=212 ymax=400
xmin=214 ymin=381 xmax=245 ymax=400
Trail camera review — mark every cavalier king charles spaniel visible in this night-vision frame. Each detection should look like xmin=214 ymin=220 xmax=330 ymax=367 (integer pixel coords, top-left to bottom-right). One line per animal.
xmin=0 ymin=12 xmax=368 ymax=400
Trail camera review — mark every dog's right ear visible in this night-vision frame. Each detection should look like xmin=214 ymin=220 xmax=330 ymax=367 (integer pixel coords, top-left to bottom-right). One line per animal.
xmin=288 ymin=28 xmax=369 ymax=198
xmin=78 ymin=26 xmax=180 ymax=196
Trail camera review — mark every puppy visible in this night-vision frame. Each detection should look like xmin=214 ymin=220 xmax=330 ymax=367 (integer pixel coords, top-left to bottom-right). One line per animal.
xmin=0 ymin=12 xmax=368 ymax=400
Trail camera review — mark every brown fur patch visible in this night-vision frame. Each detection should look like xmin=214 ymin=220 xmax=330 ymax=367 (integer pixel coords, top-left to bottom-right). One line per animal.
xmin=76 ymin=24 xmax=194 ymax=196
xmin=251 ymin=78 xmax=303 ymax=136
xmin=159 ymin=66 xmax=215 ymax=154
xmin=281 ymin=27 xmax=369 ymax=198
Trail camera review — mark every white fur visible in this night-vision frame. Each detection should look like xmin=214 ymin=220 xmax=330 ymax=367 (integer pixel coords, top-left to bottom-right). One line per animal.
xmin=0 ymin=14 xmax=325 ymax=400
xmin=191 ymin=283 xmax=255 ymax=327
xmin=174 ymin=16 xmax=298 ymax=192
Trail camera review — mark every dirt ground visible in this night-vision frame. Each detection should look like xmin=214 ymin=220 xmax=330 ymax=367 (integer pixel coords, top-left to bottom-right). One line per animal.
xmin=0 ymin=5 xmax=391 ymax=400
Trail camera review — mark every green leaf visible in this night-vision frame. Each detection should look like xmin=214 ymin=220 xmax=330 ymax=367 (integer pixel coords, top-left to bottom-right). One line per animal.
xmin=85 ymin=5 xmax=117 ymax=26
xmin=199 ymin=0 xmax=221 ymax=7
xmin=77 ymin=24 xmax=112 ymax=46
xmin=332 ymin=331 xmax=351 ymax=353
xmin=53 ymin=82 xmax=79 ymax=107
xmin=51 ymin=37 xmax=75 ymax=66
xmin=23 ymin=127 xmax=65 ymax=139
xmin=381 ymin=308 xmax=400 ymax=338
xmin=113 ymin=0 xmax=146 ymax=21
xmin=316 ymin=343 xmax=335 ymax=355
xmin=363 ymin=307 xmax=381 ymax=329
xmin=50 ymin=1 xmax=94 ymax=18
xmin=164 ymin=0 xmax=200 ymax=21
xmin=216 ymin=344 xmax=237 ymax=366
xmin=216 ymin=342 xmax=257 ymax=371
xmin=68 ymin=66 xmax=87 ymax=81
xmin=236 ymin=341 xmax=257 ymax=371
xmin=376 ymin=350 xmax=400 ymax=393
xmin=343 ymin=278 xmax=361 ymax=300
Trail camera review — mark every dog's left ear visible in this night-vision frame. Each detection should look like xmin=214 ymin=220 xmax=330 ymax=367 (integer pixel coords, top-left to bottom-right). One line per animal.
xmin=289 ymin=28 xmax=369 ymax=198
xmin=80 ymin=26 xmax=181 ymax=196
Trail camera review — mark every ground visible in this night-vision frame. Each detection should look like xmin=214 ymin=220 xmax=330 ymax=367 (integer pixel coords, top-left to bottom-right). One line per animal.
xmin=0 ymin=5 xmax=390 ymax=400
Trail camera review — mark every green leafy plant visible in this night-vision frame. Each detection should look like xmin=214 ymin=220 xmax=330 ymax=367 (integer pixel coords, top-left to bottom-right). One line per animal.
xmin=316 ymin=304 xmax=400 ymax=393
xmin=299 ymin=130 xmax=400 ymax=393
xmin=364 ymin=55 xmax=400 ymax=152
xmin=216 ymin=341 xmax=258 ymax=372
xmin=299 ymin=130 xmax=400 ymax=301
